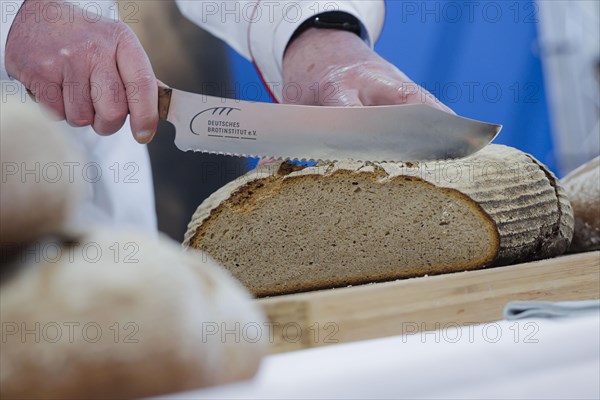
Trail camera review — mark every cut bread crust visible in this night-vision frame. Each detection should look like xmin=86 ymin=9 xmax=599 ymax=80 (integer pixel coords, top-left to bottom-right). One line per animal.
xmin=185 ymin=145 xmax=574 ymax=297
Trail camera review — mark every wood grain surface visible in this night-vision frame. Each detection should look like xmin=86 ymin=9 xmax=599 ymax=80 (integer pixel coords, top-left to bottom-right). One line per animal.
xmin=259 ymin=252 xmax=600 ymax=354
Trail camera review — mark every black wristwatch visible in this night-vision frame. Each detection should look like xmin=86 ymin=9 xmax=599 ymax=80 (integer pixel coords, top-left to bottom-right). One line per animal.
xmin=286 ymin=11 xmax=366 ymax=51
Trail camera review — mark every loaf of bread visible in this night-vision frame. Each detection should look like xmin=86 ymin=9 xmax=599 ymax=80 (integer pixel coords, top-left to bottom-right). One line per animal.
xmin=0 ymin=230 xmax=267 ymax=399
xmin=562 ymin=157 xmax=600 ymax=253
xmin=0 ymin=97 xmax=82 ymax=247
xmin=184 ymin=145 xmax=574 ymax=297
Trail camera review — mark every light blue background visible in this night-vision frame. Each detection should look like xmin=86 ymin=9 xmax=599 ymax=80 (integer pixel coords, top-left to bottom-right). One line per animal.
xmin=227 ymin=0 xmax=556 ymax=173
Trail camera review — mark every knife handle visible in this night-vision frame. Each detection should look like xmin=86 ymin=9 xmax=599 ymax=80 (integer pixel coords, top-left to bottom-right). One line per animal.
xmin=27 ymin=85 xmax=173 ymax=121
xmin=158 ymin=84 xmax=173 ymax=120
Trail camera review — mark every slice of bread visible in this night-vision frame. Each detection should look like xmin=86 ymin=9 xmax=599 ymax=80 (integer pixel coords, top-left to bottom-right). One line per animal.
xmin=562 ymin=156 xmax=600 ymax=253
xmin=184 ymin=145 xmax=574 ymax=297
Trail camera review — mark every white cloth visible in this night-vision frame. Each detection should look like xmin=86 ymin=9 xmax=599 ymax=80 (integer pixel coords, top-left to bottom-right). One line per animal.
xmin=175 ymin=0 xmax=386 ymax=102
xmin=158 ymin=315 xmax=600 ymax=399
xmin=505 ymin=300 xmax=600 ymax=320
xmin=62 ymin=117 xmax=157 ymax=233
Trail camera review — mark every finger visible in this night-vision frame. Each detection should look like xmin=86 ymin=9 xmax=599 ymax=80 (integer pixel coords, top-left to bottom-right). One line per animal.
xmin=333 ymin=88 xmax=363 ymax=107
xmin=397 ymin=83 xmax=456 ymax=115
xmin=358 ymin=75 xmax=456 ymax=114
xmin=411 ymin=88 xmax=456 ymax=115
xmin=30 ymin=81 xmax=66 ymax=120
xmin=358 ymin=73 xmax=406 ymax=106
xmin=116 ymin=30 xmax=158 ymax=144
xmin=90 ymin=64 xmax=128 ymax=135
xmin=429 ymin=98 xmax=456 ymax=115
xmin=62 ymin=65 xmax=95 ymax=128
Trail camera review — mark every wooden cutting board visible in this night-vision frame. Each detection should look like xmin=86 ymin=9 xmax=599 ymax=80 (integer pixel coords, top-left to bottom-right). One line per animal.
xmin=258 ymin=251 xmax=600 ymax=354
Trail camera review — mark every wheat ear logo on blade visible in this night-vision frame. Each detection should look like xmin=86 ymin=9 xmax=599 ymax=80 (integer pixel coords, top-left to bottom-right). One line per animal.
xmin=190 ymin=107 xmax=258 ymax=141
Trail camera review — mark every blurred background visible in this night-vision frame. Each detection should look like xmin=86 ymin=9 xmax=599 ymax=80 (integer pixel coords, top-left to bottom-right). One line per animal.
xmin=126 ymin=0 xmax=600 ymax=241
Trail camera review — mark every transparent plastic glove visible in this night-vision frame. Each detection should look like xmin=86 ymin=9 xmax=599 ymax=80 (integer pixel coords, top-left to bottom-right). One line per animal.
xmin=282 ymin=28 xmax=454 ymax=113
xmin=5 ymin=0 xmax=159 ymax=143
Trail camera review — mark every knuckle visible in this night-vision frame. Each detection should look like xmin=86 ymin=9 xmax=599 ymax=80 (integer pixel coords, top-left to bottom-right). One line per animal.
xmin=35 ymin=61 xmax=61 ymax=82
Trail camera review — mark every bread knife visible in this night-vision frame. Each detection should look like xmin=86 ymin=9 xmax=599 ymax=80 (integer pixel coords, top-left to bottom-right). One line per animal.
xmin=158 ymin=85 xmax=501 ymax=162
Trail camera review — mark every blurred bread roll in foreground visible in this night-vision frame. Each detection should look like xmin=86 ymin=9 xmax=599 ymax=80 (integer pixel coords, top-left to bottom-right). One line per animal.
xmin=562 ymin=157 xmax=600 ymax=253
xmin=0 ymin=96 xmax=83 ymax=246
xmin=0 ymin=230 xmax=267 ymax=399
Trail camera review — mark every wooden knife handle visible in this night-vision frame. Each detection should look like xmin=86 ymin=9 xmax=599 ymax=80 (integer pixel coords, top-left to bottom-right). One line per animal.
xmin=158 ymin=84 xmax=173 ymax=120
xmin=27 ymin=85 xmax=173 ymax=121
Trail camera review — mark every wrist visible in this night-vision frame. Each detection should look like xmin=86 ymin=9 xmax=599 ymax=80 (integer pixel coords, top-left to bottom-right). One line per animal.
xmin=285 ymin=12 xmax=364 ymax=54
xmin=283 ymin=28 xmax=369 ymax=77
xmin=282 ymin=28 xmax=370 ymax=105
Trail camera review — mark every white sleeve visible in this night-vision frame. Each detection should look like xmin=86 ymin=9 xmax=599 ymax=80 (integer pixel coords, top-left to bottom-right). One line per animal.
xmin=175 ymin=1 xmax=385 ymax=102
xmin=1 ymin=0 xmax=25 ymax=81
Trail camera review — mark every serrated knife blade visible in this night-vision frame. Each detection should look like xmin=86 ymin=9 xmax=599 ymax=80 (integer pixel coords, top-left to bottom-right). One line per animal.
xmin=158 ymin=86 xmax=501 ymax=162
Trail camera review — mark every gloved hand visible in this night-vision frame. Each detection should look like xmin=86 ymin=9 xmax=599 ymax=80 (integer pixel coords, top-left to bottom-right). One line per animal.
xmin=5 ymin=0 xmax=158 ymax=143
xmin=282 ymin=28 xmax=454 ymax=113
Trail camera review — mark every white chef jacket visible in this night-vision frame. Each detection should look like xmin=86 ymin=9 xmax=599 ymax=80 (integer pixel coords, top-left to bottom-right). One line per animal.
xmin=175 ymin=0 xmax=385 ymax=102
xmin=0 ymin=0 xmax=385 ymax=232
